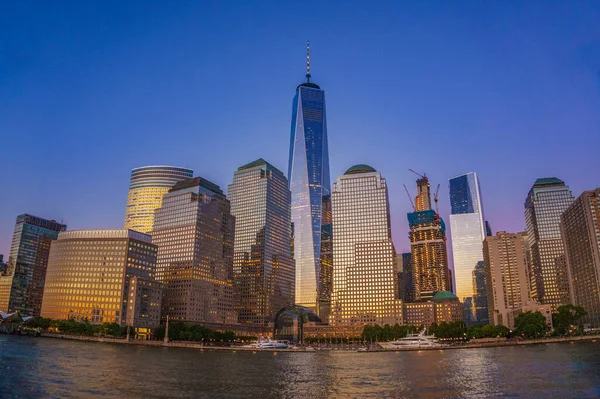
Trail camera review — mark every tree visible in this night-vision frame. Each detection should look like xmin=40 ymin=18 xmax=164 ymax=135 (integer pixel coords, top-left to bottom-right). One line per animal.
xmin=514 ymin=311 xmax=548 ymax=338
xmin=552 ymin=305 xmax=587 ymax=336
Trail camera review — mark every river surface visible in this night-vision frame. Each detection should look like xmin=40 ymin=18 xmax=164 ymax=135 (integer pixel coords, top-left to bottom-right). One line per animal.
xmin=1 ymin=335 xmax=600 ymax=398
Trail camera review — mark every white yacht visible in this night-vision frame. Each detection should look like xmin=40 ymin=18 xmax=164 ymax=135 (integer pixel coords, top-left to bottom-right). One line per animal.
xmin=378 ymin=329 xmax=441 ymax=349
xmin=243 ymin=336 xmax=292 ymax=350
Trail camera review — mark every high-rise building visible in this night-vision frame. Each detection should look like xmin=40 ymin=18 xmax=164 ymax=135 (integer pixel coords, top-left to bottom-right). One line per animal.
xmin=483 ymin=231 xmax=551 ymax=329
xmin=0 ymin=214 xmax=66 ymax=316
xmin=0 ymin=255 xmax=7 ymax=273
xmin=124 ymin=165 xmax=193 ymax=234
xmin=524 ymin=177 xmax=574 ymax=309
xmin=448 ymin=172 xmax=486 ymax=303
xmin=408 ymin=175 xmax=451 ymax=301
xmin=472 ymin=261 xmax=489 ymax=324
xmin=560 ymin=188 xmax=600 ymax=327
xmin=287 ymin=42 xmax=332 ymax=313
xmin=330 ymin=165 xmax=401 ymax=326
xmin=228 ymin=159 xmax=295 ymax=326
xmin=152 ymin=177 xmax=237 ymax=325
xmin=41 ymin=229 xmax=162 ymax=331
xmin=397 ymin=253 xmax=415 ymax=303
xmin=485 ymin=221 xmax=493 ymax=237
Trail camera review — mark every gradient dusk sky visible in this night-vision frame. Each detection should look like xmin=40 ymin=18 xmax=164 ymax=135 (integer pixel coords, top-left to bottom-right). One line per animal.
xmin=1 ymin=2 xmax=599 ymax=262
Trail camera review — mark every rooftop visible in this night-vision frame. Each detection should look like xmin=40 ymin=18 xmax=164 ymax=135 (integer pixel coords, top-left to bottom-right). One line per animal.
xmin=533 ymin=177 xmax=565 ymax=187
xmin=344 ymin=164 xmax=377 ymax=175
xmin=237 ymin=158 xmax=283 ymax=174
xmin=432 ymin=291 xmax=459 ymax=303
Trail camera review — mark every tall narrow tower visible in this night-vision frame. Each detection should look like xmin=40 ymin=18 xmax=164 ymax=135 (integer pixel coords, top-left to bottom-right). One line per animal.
xmin=288 ymin=42 xmax=332 ymax=313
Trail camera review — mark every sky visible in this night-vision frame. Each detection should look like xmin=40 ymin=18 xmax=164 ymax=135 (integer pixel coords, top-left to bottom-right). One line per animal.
xmin=1 ymin=1 xmax=599 ymax=263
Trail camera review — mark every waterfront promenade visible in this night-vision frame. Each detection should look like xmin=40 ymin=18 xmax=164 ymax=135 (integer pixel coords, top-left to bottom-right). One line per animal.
xmin=34 ymin=332 xmax=600 ymax=353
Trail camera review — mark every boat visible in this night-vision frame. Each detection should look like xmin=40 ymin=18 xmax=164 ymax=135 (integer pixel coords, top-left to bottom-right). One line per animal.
xmin=378 ymin=329 xmax=441 ymax=349
xmin=242 ymin=336 xmax=293 ymax=350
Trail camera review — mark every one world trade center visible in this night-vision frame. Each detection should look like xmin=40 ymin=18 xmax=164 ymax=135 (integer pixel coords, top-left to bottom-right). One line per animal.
xmin=288 ymin=42 xmax=332 ymax=317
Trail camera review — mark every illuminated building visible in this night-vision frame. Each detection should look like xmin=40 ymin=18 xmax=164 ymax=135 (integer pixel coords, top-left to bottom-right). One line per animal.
xmin=124 ymin=165 xmax=193 ymax=234
xmin=0 ymin=214 xmax=66 ymax=316
xmin=408 ymin=174 xmax=451 ymax=301
xmin=483 ymin=231 xmax=551 ymax=329
xmin=403 ymin=292 xmax=463 ymax=326
xmin=561 ymin=188 xmax=600 ymax=326
xmin=330 ymin=165 xmax=401 ymax=326
xmin=228 ymin=159 xmax=295 ymax=326
xmin=525 ymin=177 xmax=574 ymax=308
xmin=152 ymin=177 xmax=237 ymax=325
xmin=40 ymin=229 xmax=162 ymax=329
xmin=448 ymin=172 xmax=486 ymax=302
xmin=287 ymin=42 xmax=332 ymax=314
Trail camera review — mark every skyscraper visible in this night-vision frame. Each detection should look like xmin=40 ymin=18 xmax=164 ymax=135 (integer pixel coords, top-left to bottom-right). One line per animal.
xmin=152 ymin=177 xmax=237 ymax=325
xmin=287 ymin=42 xmax=332 ymax=313
xmin=330 ymin=165 xmax=400 ymax=326
xmin=41 ymin=229 xmax=162 ymax=332
xmin=483 ymin=231 xmax=551 ymax=329
xmin=524 ymin=177 xmax=574 ymax=309
xmin=124 ymin=165 xmax=193 ymax=234
xmin=472 ymin=261 xmax=489 ymax=324
xmin=408 ymin=175 xmax=451 ymax=301
xmin=560 ymin=188 xmax=600 ymax=327
xmin=448 ymin=172 xmax=486 ymax=302
xmin=0 ymin=214 xmax=66 ymax=316
xmin=228 ymin=159 xmax=295 ymax=326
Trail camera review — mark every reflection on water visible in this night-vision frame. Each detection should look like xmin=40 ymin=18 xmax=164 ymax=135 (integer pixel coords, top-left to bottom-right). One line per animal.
xmin=2 ymin=335 xmax=600 ymax=398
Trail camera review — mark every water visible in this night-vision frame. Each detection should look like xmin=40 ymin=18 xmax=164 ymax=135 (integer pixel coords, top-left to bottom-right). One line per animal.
xmin=1 ymin=335 xmax=600 ymax=398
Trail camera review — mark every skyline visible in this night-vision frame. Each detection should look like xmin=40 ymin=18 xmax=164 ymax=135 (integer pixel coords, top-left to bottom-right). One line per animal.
xmin=1 ymin=2 xmax=599 ymax=261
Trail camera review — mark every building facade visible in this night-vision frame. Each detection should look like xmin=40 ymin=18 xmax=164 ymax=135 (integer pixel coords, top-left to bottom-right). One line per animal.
xmin=152 ymin=177 xmax=237 ymax=325
xmin=41 ymin=229 xmax=161 ymax=329
xmin=560 ymin=188 xmax=600 ymax=327
xmin=0 ymin=214 xmax=66 ymax=316
xmin=448 ymin=172 xmax=486 ymax=302
xmin=287 ymin=43 xmax=332 ymax=314
xmin=483 ymin=231 xmax=550 ymax=330
xmin=228 ymin=159 xmax=295 ymax=326
xmin=330 ymin=165 xmax=401 ymax=326
xmin=472 ymin=261 xmax=489 ymax=324
xmin=124 ymin=165 xmax=193 ymax=234
xmin=524 ymin=177 xmax=574 ymax=309
xmin=403 ymin=291 xmax=463 ymax=327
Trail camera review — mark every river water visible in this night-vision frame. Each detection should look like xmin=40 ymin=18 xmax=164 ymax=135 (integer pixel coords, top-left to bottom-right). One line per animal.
xmin=1 ymin=335 xmax=600 ymax=398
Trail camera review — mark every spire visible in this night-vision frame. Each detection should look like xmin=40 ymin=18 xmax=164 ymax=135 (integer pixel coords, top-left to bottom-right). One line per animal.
xmin=306 ymin=41 xmax=311 ymax=83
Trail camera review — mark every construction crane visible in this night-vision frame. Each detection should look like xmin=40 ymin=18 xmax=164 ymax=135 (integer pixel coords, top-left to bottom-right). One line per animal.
xmin=409 ymin=169 xmax=426 ymax=179
xmin=433 ymin=184 xmax=441 ymax=215
xmin=403 ymin=184 xmax=416 ymax=212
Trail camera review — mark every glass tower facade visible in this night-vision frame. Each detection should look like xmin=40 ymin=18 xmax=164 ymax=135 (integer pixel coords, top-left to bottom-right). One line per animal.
xmin=152 ymin=177 xmax=237 ymax=325
xmin=330 ymin=165 xmax=401 ymax=326
xmin=287 ymin=61 xmax=331 ymax=313
xmin=472 ymin=261 xmax=489 ymax=324
xmin=228 ymin=159 xmax=295 ymax=326
xmin=448 ymin=172 xmax=486 ymax=302
xmin=124 ymin=165 xmax=193 ymax=234
xmin=524 ymin=177 xmax=574 ymax=309
xmin=0 ymin=214 xmax=66 ymax=316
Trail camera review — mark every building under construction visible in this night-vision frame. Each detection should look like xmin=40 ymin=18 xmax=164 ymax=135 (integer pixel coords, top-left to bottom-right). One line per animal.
xmin=405 ymin=171 xmax=452 ymax=301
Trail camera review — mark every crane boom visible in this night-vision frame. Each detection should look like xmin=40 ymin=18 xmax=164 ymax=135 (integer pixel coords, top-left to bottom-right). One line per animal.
xmin=409 ymin=169 xmax=426 ymax=179
xmin=433 ymin=183 xmax=441 ymax=215
xmin=403 ymin=184 xmax=416 ymax=212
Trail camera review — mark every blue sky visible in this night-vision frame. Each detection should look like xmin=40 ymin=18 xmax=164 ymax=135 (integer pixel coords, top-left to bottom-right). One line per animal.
xmin=1 ymin=1 xmax=599 ymax=260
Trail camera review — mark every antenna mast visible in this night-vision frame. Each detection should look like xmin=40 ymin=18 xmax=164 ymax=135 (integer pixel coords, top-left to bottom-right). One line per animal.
xmin=306 ymin=41 xmax=311 ymax=82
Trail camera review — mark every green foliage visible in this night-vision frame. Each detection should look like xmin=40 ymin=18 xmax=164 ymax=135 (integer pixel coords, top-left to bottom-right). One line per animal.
xmin=429 ymin=321 xmax=468 ymax=339
xmin=552 ymin=305 xmax=587 ymax=336
xmin=514 ymin=311 xmax=548 ymax=338
xmin=466 ymin=324 xmax=510 ymax=339
xmin=361 ymin=323 xmax=419 ymax=341
xmin=26 ymin=317 xmax=125 ymax=337
xmin=154 ymin=323 xmax=236 ymax=342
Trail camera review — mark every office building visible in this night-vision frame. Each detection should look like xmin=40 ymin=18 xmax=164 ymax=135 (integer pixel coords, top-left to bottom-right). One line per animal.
xmin=403 ymin=292 xmax=463 ymax=326
xmin=472 ymin=261 xmax=489 ymax=324
xmin=408 ymin=175 xmax=451 ymax=301
xmin=448 ymin=172 xmax=486 ymax=302
xmin=330 ymin=165 xmax=401 ymax=326
xmin=561 ymin=188 xmax=600 ymax=326
xmin=0 ymin=255 xmax=6 ymax=273
xmin=524 ymin=177 xmax=574 ymax=308
xmin=152 ymin=177 xmax=237 ymax=325
xmin=287 ymin=42 xmax=332 ymax=314
xmin=124 ymin=165 xmax=193 ymax=234
xmin=228 ymin=159 xmax=295 ymax=326
xmin=397 ymin=253 xmax=415 ymax=303
xmin=41 ymin=229 xmax=162 ymax=330
xmin=483 ymin=231 xmax=551 ymax=330
xmin=0 ymin=214 xmax=66 ymax=316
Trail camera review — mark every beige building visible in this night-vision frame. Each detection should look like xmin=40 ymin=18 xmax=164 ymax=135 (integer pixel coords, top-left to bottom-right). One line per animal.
xmin=153 ymin=177 xmax=237 ymax=325
xmin=124 ymin=165 xmax=193 ymax=234
xmin=483 ymin=231 xmax=551 ymax=330
xmin=41 ymin=229 xmax=162 ymax=330
xmin=403 ymin=291 xmax=463 ymax=326
xmin=330 ymin=165 xmax=401 ymax=326
xmin=561 ymin=188 xmax=600 ymax=327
